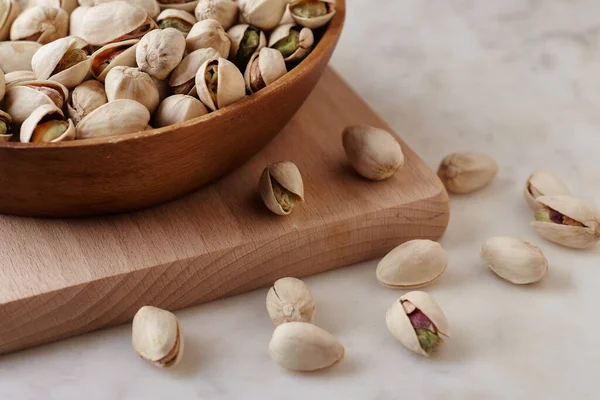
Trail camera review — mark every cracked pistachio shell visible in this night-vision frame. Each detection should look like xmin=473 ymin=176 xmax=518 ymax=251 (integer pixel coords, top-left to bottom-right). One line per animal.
xmin=0 ymin=41 xmax=41 ymax=73
xmin=105 ymin=66 xmax=160 ymax=113
xmin=279 ymin=5 xmax=294 ymax=24
xmin=259 ymin=161 xmax=304 ymax=216
xmin=185 ymin=18 xmax=230 ymax=57
xmin=269 ymin=322 xmax=344 ymax=371
xmin=136 ymin=28 xmax=186 ymax=80
xmin=0 ymin=110 xmax=13 ymax=141
xmin=153 ymin=94 xmax=208 ymax=128
xmin=386 ymin=291 xmax=450 ymax=357
xmin=238 ymin=0 xmax=287 ymax=31
xmin=289 ymin=0 xmax=335 ymax=29
xmin=10 ymin=6 xmax=68 ymax=44
xmin=20 ymin=104 xmax=75 ymax=143
xmin=268 ymin=23 xmax=314 ymax=63
xmin=157 ymin=0 xmax=198 ymax=12
xmin=87 ymin=0 xmax=161 ymax=19
xmin=67 ymin=80 xmax=108 ymax=125
xmin=31 ymin=36 xmax=92 ymax=89
xmin=168 ymin=47 xmax=219 ymax=95
xmin=437 ymin=152 xmax=498 ymax=194
xmin=31 ymin=0 xmax=78 ymax=14
xmin=481 ymin=236 xmax=548 ymax=284
xmin=342 ymin=125 xmax=405 ymax=181
xmin=4 ymin=80 xmax=69 ymax=126
xmin=194 ymin=0 xmax=238 ymax=30
xmin=244 ymin=47 xmax=286 ymax=94
xmin=132 ymin=306 xmax=184 ymax=368
xmin=69 ymin=6 xmax=89 ymax=38
xmin=0 ymin=67 xmax=4 ymax=102
xmin=90 ymin=39 xmax=139 ymax=82
xmin=227 ymin=24 xmax=266 ymax=66
xmin=195 ymin=57 xmax=245 ymax=111
xmin=266 ymin=277 xmax=315 ymax=326
xmin=5 ymin=71 xmax=37 ymax=87
xmin=76 ymin=99 xmax=150 ymax=139
xmin=0 ymin=0 xmax=21 ymax=41
xmin=524 ymin=171 xmax=570 ymax=211
xmin=531 ymin=195 xmax=600 ymax=249
xmin=376 ymin=240 xmax=447 ymax=289
xmin=157 ymin=9 xmax=196 ymax=35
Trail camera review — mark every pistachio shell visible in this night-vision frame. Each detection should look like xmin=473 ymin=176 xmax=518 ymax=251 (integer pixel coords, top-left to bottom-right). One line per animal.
xmin=69 ymin=6 xmax=89 ymax=38
xmin=5 ymin=70 xmax=37 ymax=87
xmin=0 ymin=67 xmax=4 ymax=102
xmin=10 ymin=6 xmax=68 ymax=44
xmin=259 ymin=160 xmax=304 ymax=216
xmin=437 ymin=152 xmax=498 ymax=194
xmin=194 ymin=0 xmax=238 ymax=30
xmin=195 ymin=57 xmax=245 ymax=111
xmin=136 ymin=28 xmax=186 ymax=80
xmin=92 ymin=0 xmax=161 ymax=19
xmin=0 ymin=41 xmax=41 ymax=73
xmin=524 ymin=171 xmax=570 ymax=211
xmin=31 ymin=0 xmax=78 ymax=14
xmin=244 ymin=47 xmax=286 ymax=94
xmin=4 ymin=80 xmax=69 ymax=126
xmin=76 ymin=99 xmax=150 ymax=139
xmin=168 ymin=47 xmax=219 ymax=95
xmin=67 ymin=80 xmax=108 ymax=125
xmin=20 ymin=104 xmax=75 ymax=143
xmin=157 ymin=9 xmax=197 ymax=30
xmin=289 ymin=0 xmax=335 ymax=29
xmin=227 ymin=24 xmax=266 ymax=68
xmin=279 ymin=4 xmax=294 ymax=24
xmin=90 ymin=39 xmax=140 ymax=82
xmin=376 ymin=240 xmax=447 ymax=289
xmin=105 ymin=66 xmax=160 ymax=113
xmin=269 ymin=322 xmax=344 ymax=371
xmin=31 ymin=36 xmax=91 ymax=89
xmin=185 ymin=18 xmax=230 ymax=57
xmin=268 ymin=23 xmax=314 ymax=62
xmin=132 ymin=306 xmax=184 ymax=368
xmin=0 ymin=0 xmax=21 ymax=41
xmin=266 ymin=277 xmax=315 ymax=326
xmin=157 ymin=0 xmax=197 ymax=12
xmin=152 ymin=76 xmax=172 ymax=102
xmin=153 ymin=94 xmax=207 ymax=128
xmin=82 ymin=1 xmax=155 ymax=46
xmin=481 ymin=236 xmax=548 ymax=284
xmin=0 ymin=110 xmax=13 ymax=141
xmin=238 ymin=0 xmax=287 ymax=31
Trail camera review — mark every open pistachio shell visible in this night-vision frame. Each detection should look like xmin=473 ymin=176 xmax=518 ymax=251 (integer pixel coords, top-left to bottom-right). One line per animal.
xmin=258 ymin=160 xmax=304 ymax=216
xmin=20 ymin=104 xmax=75 ymax=143
xmin=279 ymin=4 xmax=294 ymax=24
xmin=132 ymin=306 xmax=184 ymax=368
xmin=0 ymin=41 xmax=41 ymax=73
xmin=10 ymin=6 xmax=68 ymax=44
xmin=268 ymin=23 xmax=314 ymax=63
xmin=185 ymin=18 xmax=230 ymax=57
xmin=524 ymin=171 xmax=570 ymax=211
xmin=376 ymin=240 xmax=447 ymax=289
xmin=105 ymin=66 xmax=160 ymax=114
xmin=437 ymin=152 xmax=498 ymax=194
xmin=228 ymin=23 xmax=266 ymax=70
xmin=244 ymin=47 xmax=286 ymax=94
xmin=136 ymin=28 xmax=186 ymax=80
xmin=31 ymin=36 xmax=91 ymax=89
xmin=157 ymin=9 xmax=196 ymax=36
xmin=69 ymin=6 xmax=89 ymax=38
xmin=266 ymin=277 xmax=315 ymax=326
xmin=289 ymin=0 xmax=335 ymax=29
xmin=5 ymin=70 xmax=37 ymax=87
xmin=0 ymin=67 xmax=4 ymax=102
xmin=194 ymin=0 xmax=238 ymax=30
xmin=168 ymin=47 xmax=219 ymax=95
xmin=153 ymin=94 xmax=208 ymax=128
xmin=238 ymin=0 xmax=287 ymax=31
xmin=0 ymin=110 xmax=13 ymax=142
xmin=157 ymin=0 xmax=198 ymax=12
xmin=90 ymin=39 xmax=140 ymax=82
xmin=195 ymin=56 xmax=245 ymax=111
xmin=76 ymin=99 xmax=150 ymax=139
xmin=31 ymin=0 xmax=78 ymax=14
xmin=67 ymin=80 xmax=108 ymax=125
xmin=4 ymin=80 xmax=69 ymax=126
xmin=0 ymin=0 xmax=21 ymax=41
xmin=481 ymin=236 xmax=548 ymax=284
xmin=87 ymin=0 xmax=161 ymax=19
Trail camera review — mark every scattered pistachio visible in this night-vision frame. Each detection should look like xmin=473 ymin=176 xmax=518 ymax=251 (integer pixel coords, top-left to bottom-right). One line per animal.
xmin=437 ymin=152 xmax=498 ymax=194
xmin=266 ymin=277 xmax=315 ymax=326
xmin=524 ymin=171 xmax=570 ymax=211
xmin=481 ymin=236 xmax=548 ymax=284
xmin=132 ymin=306 xmax=184 ymax=368
xmin=259 ymin=161 xmax=304 ymax=215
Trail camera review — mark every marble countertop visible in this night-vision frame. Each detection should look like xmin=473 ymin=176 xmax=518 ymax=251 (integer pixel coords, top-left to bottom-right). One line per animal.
xmin=2 ymin=1 xmax=600 ymax=399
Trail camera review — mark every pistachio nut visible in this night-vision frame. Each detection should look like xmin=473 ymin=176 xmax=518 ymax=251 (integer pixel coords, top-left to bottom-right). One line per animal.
xmin=279 ymin=5 xmax=294 ymax=24
xmin=66 ymin=80 xmax=108 ymax=125
xmin=76 ymin=99 xmax=151 ymax=139
xmin=105 ymin=66 xmax=160 ymax=113
xmin=532 ymin=195 xmax=600 ymax=249
xmin=0 ymin=0 xmax=21 ymax=41
xmin=269 ymin=23 xmax=314 ymax=63
xmin=0 ymin=110 xmax=13 ymax=142
xmin=244 ymin=47 xmax=286 ymax=93
xmin=31 ymin=0 xmax=78 ymax=15
xmin=132 ymin=306 xmax=184 ymax=368
xmin=0 ymin=67 xmax=4 ymax=102
xmin=82 ymin=1 xmax=157 ymax=46
xmin=168 ymin=47 xmax=219 ymax=95
xmin=259 ymin=161 xmax=304 ymax=216
xmin=89 ymin=0 xmax=161 ymax=19
xmin=269 ymin=322 xmax=344 ymax=371
xmin=157 ymin=0 xmax=198 ymax=12
xmin=524 ymin=171 xmax=570 ymax=211
xmin=152 ymin=76 xmax=172 ymax=102
xmin=153 ymin=94 xmax=208 ymax=128
xmin=157 ymin=9 xmax=196 ymax=35
xmin=437 ymin=152 xmax=498 ymax=194
xmin=0 ymin=41 xmax=41 ymax=73
xmin=195 ymin=56 xmax=245 ymax=111
xmin=194 ymin=0 xmax=238 ymax=30
xmin=136 ymin=28 xmax=186 ymax=80
xmin=31 ymin=36 xmax=91 ymax=89
xmin=238 ymin=0 xmax=287 ymax=31
xmin=4 ymin=80 xmax=69 ymax=126
xmin=342 ymin=125 xmax=405 ymax=181
xmin=228 ymin=24 xmax=266 ymax=70
xmin=289 ymin=0 xmax=336 ymax=29
xmin=266 ymin=277 xmax=315 ymax=326
xmin=185 ymin=18 xmax=230 ymax=57
xmin=481 ymin=236 xmax=548 ymax=284
xmin=5 ymin=70 xmax=37 ymax=87
xmin=10 ymin=6 xmax=68 ymax=44
xmin=386 ymin=291 xmax=450 ymax=357
xmin=90 ymin=39 xmax=140 ymax=83
xmin=69 ymin=6 xmax=89 ymax=38
xmin=20 ymin=104 xmax=75 ymax=143
xmin=376 ymin=240 xmax=447 ymax=289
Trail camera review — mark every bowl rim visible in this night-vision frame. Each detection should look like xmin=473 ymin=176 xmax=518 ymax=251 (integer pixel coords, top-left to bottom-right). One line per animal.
xmin=1 ymin=0 xmax=346 ymax=150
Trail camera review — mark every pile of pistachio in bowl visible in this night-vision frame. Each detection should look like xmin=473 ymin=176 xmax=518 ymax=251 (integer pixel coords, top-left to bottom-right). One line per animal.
xmin=0 ymin=0 xmax=335 ymax=143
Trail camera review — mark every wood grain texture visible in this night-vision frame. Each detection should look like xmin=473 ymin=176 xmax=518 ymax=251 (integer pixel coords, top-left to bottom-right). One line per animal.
xmin=0 ymin=69 xmax=449 ymax=354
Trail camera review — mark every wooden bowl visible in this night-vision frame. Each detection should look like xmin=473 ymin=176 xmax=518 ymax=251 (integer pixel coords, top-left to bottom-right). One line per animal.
xmin=0 ymin=2 xmax=346 ymax=217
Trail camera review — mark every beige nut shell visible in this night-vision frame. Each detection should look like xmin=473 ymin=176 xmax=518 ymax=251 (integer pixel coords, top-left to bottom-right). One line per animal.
xmin=194 ymin=0 xmax=238 ymax=30
xmin=169 ymin=47 xmax=219 ymax=95
xmin=227 ymin=23 xmax=266 ymax=61
xmin=524 ymin=171 xmax=570 ymax=211
xmin=0 ymin=0 xmax=21 ymax=41
xmin=3 ymin=80 xmax=69 ymax=126
xmin=268 ymin=23 xmax=314 ymax=62
xmin=259 ymin=160 xmax=304 ymax=216
xmin=437 ymin=152 xmax=498 ymax=194
xmin=266 ymin=277 xmax=315 ymax=326
xmin=136 ymin=28 xmax=186 ymax=80
xmin=10 ymin=6 xmax=68 ymax=44
xmin=244 ymin=47 xmax=286 ymax=94
xmin=185 ymin=18 xmax=230 ymax=57
xmin=481 ymin=236 xmax=548 ymax=284
xmin=195 ymin=57 xmax=245 ymax=111
xmin=90 ymin=39 xmax=140 ymax=82
xmin=153 ymin=94 xmax=208 ymax=128
xmin=82 ymin=1 xmax=151 ymax=46
xmin=289 ymin=0 xmax=336 ymax=29
xmin=67 ymin=80 xmax=108 ymax=125
xmin=238 ymin=0 xmax=287 ymax=31
xmin=157 ymin=0 xmax=198 ymax=12
xmin=132 ymin=306 xmax=184 ymax=368
xmin=76 ymin=99 xmax=150 ymax=139
xmin=105 ymin=66 xmax=160 ymax=113
xmin=31 ymin=36 xmax=92 ymax=89
xmin=20 ymin=104 xmax=75 ymax=143
xmin=0 ymin=41 xmax=41 ymax=73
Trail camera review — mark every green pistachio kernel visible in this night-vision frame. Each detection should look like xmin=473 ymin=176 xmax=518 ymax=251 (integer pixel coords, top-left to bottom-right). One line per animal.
xmin=235 ymin=27 xmax=260 ymax=70
xmin=291 ymin=0 xmax=328 ymax=18
xmin=158 ymin=19 xmax=192 ymax=35
xmin=273 ymin=28 xmax=300 ymax=59
xmin=205 ymin=62 xmax=219 ymax=106
xmin=272 ymin=179 xmax=295 ymax=212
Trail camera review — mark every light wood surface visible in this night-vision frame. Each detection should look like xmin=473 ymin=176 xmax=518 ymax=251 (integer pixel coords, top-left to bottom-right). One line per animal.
xmin=0 ymin=69 xmax=449 ymax=355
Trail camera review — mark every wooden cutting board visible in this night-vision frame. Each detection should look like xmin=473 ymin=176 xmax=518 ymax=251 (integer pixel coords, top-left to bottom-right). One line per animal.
xmin=0 ymin=68 xmax=449 ymax=355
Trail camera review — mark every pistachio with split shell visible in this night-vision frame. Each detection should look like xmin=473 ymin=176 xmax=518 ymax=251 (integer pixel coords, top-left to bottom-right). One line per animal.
xmin=168 ymin=47 xmax=219 ymax=95
xmin=136 ymin=28 xmax=186 ymax=80
xmin=85 ymin=0 xmax=161 ymax=19
xmin=30 ymin=0 xmax=78 ymax=14
xmin=5 ymin=71 xmax=37 ymax=87
xmin=259 ymin=161 xmax=304 ymax=216
xmin=20 ymin=104 xmax=75 ymax=143
xmin=532 ymin=195 xmax=600 ymax=249
xmin=157 ymin=9 xmax=196 ymax=35
xmin=244 ymin=47 xmax=286 ymax=93
xmin=238 ymin=0 xmax=287 ymax=31
xmin=66 ymin=80 xmax=108 ymax=125
xmin=0 ymin=0 xmax=21 ymax=41
xmin=0 ymin=67 xmax=4 ymax=102
xmin=437 ymin=152 xmax=498 ymax=194
xmin=185 ymin=18 xmax=230 ymax=57
xmin=195 ymin=57 xmax=245 ymax=111
xmin=269 ymin=322 xmax=344 ymax=371
xmin=0 ymin=111 xmax=13 ymax=142
xmin=0 ymin=41 xmax=42 ymax=73
xmin=132 ymin=306 xmax=184 ymax=368
xmin=376 ymin=240 xmax=447 ymax=289
xmin=31 ymin=36 xmax=91 ymax=89
xmin=90 ymin=39 xmax=139 ymax=83
xmin=4 ymin=80 xmax=69 ymax=126
xmin=10 ymin=6 xmax=68 ymax=44
xmin=105 ymin=66 xmax=160 ymax=113
xmin=386 ymin=291 xmax=450 ymax=357
xmin=228 ymin=24 xmax=266 ymax=70
xmin=279 ymin=5 xmax=294 ymax=24
xmin=194 ymin=0 xmax=238 ymax=30
xmin=269 ymin=23 xmax=314 ymax=63
xmin=153 ymin=94 xmax=208 ymax=128
xmin=481 ymin=236 xmax=548 ymax=284
xmin=69 ymin=6 xmax=89 ymax=38
xmin=76 ymin=99 xmax=150 ymax=139
xmin=157 ymin=0 xmax=198 ymax=12
xmin=266 ymin=277 xmax=315 ymax=326
xmin=342 ymin=125 xmax=405 ymax=181
xmin=289 ymin=0 xmax=336 ymax=29
xmin=524 ymin=171 xmax=570 ymax=211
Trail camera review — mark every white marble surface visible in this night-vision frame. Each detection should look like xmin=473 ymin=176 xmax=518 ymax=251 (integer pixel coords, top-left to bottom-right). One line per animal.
xmin=2 ymin=1 xmax=600 ymax=399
